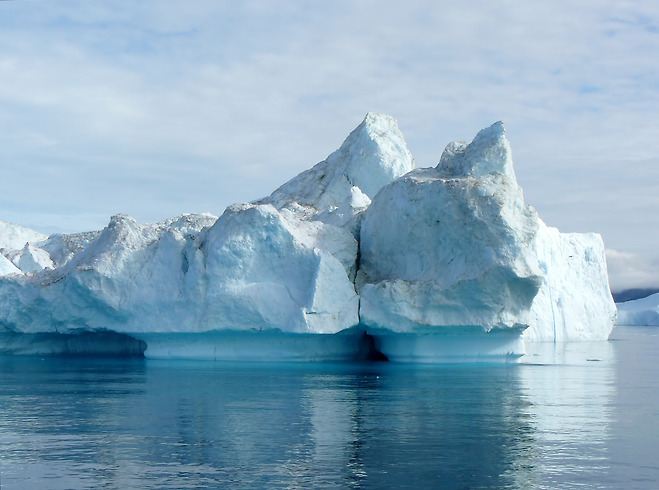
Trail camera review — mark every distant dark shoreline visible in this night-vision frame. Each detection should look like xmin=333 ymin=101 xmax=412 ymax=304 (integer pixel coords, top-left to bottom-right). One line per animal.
xmin=612 ymin=288 xmax=659 ymax=303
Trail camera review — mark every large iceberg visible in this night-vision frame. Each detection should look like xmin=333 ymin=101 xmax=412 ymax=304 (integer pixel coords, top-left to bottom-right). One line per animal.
xmin=0 ymin=114 xmax=616 ymax=361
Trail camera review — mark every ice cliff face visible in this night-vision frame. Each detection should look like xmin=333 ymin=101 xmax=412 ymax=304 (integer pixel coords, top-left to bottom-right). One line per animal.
xmin=0 ymin=113 xmax=616 ymax=360
xmin=527 ymin=227 xmax=615 ymax=340
xmin=357 ymin=122 xmax=616 ymax=341
xmin=358 ymin=122 xmax=544 ymax=333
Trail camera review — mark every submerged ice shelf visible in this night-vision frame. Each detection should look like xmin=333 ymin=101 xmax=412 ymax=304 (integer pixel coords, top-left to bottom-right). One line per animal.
xmin=0 ymin=114 xmax=617 ymax=362
xmin=0 ymin=328 xmax=524 ymax=363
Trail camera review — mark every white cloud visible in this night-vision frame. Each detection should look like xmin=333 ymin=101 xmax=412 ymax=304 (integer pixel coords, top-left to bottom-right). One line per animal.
xmin=606 ymin=249 xmax=659 ymax=292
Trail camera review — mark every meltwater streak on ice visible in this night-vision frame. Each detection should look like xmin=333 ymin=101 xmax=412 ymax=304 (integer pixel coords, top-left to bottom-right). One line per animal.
xmin=4 ymin=327 xmax=659 ymax=489
xmin=0 ymin=114 xmax=616 ymax=361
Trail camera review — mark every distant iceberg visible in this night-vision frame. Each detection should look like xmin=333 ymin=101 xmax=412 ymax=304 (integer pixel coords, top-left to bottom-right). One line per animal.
xmin=617 ymin=294 xmax=659 ymax=325
xmin=0 ymin=114 xmax=616 ymax=361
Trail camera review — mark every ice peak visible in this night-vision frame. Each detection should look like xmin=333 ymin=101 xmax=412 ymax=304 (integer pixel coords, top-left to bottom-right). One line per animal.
xmin=338 ymin=113 xmax=414 ymax=199
xmin=437 ymin=121 xmax=515 ymax=182
xmin=99 ymin=214 xmax=151 ymax=247
xmin=262 ymin=113 xmax=414 ymax=225
xmin=107 ymin=214 xmax=137 ymax=228
xmin=353 ymin=112 xmax=401 ymax=140
xmin=74 ymin=214 xmax=160 ymax=272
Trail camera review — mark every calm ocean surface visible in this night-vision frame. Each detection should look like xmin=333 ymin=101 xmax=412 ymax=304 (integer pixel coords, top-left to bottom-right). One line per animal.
xmin=0 ymin=326 xmax=657 ymax=489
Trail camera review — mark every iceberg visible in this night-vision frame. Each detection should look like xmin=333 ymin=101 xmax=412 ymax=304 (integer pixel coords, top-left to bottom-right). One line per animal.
xmin=0 ymin=114 xmax=616 ymax=361
xmin=616 ymin=293 xmax=659 ymax=325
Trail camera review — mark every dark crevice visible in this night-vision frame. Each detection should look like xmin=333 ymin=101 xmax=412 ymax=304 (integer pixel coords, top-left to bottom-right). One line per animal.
xmin=356 ymin=331 xmax=388 ymax=361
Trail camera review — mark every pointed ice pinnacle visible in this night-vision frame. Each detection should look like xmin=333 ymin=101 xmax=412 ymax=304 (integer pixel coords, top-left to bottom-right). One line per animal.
xmin=437 ymin=121 xmax=516 ymax=182
xmin=262 ymin=112 xmax=415 ymax=221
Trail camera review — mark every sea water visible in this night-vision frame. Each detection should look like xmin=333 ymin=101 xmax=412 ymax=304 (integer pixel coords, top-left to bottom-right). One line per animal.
xmin=0 ymin=326 xmax=657 ymax=489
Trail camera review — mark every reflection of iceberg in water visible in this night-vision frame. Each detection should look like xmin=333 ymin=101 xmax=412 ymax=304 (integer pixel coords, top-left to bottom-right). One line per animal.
xmin=608 ymin=327 xmax=659 ymax=487
xmin=275 ymin=373 xmax=370 ymax=486
xmin=518 ymin=341 xmax=615 ymax=486
xmin=0 ymin=346 xmax=620 ymax=488
xmin=307 ymin=382 xmax=362 ymax=480
xmin=278 ymin=365 xmax=542 ymax=488
xmin=109 ymin=362 xmax=545 ymax=487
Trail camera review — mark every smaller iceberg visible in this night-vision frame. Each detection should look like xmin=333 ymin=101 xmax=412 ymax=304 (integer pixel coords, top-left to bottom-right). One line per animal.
xmin=617 ymin=294 xmax=659 ymax=325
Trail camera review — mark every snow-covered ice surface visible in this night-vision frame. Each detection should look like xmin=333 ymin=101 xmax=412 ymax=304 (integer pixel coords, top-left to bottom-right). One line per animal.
xmin=0 ymin=253 xmax=21 ymax=276
xmin=616 ymin=293 xmax=659 ymax=325
xmin=0 ymin=221 xmax=48 ymax=251
xmin=0 ymin=113 xmax=616 ymax=361
xmin=0 ymin=221 xmax=50 ymax=276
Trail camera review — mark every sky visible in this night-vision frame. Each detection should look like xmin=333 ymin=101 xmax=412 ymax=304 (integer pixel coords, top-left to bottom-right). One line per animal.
xmin=0 ymin=0 xmax=658 ymax=292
